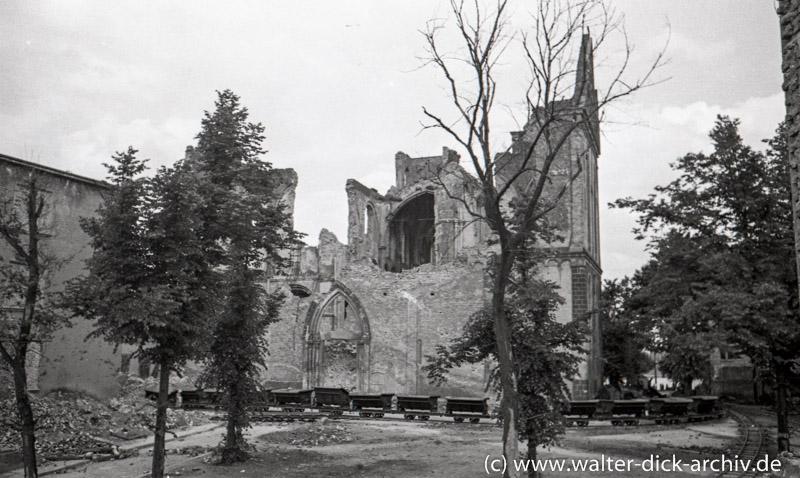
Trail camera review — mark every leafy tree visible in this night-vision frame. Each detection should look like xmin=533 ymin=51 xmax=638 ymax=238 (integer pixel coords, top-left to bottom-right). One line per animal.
xmin=190 ymin=90 xmax=298 ymax=463
xmin=620 ymin=233 xmax=720 ymax=394
xmin=425 ymin=248 xmax=586 ymax=478
xmin=599 ymin=278 xmax=654 ymax=390
xmin=613 ymin=117 xmax=800 ymax=451
xmin=69 ymin=147 xmax=215 ymax=477
xmin=0 ymin=173 xmax=67 ymax=478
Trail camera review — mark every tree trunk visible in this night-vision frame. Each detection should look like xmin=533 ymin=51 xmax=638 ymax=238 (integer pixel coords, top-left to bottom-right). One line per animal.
xmin=151 ymin=358 xmax=171 ymax=478
xmin=224 ymin=380 xmax=240 ymax=461
xmin=12 ymin=358 xmax=38 ymax=478
xmin=526 ymin=439 xmax=539 ymax=478
xmin=681 ymin=377 xmax=692 ymax=396
xmin=776 ymin=362 xmax=791 ymax=452
xmin=492 ymin=251 xmax=520 ymax=478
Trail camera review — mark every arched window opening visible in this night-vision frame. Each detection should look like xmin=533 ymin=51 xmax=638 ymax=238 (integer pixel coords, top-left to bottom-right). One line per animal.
xmin=365 ymin=205 xmax=375 ymax=237
xmin=365 ymin=204 xmax=379 ymax=260
xmin=305 ymin=288 xmax=371 ymax=391
xmin=389 ymin=193 xmax=435 ymax=272
xmin=289 ymin=283 xmax=312 ymax=298
xmin=318 ymin=295 xmax=360 ymax=338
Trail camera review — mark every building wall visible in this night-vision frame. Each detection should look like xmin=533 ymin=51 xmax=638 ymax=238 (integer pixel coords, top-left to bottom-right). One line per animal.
xmin=0 ymin=154 xmax=120 ymax=399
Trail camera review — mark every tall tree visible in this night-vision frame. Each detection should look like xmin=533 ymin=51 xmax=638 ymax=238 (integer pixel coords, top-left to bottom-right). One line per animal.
xmin=0 ymin=173 xmax=67 ymax=478
xmin=191 ymin=90 xmax=298 ymax=463
xmin=69 ymin=148 xmax=216 ymax=477
xmin=620 ymin=233 xmax=719 ymax=394
xmin=614 ymin=117 xmax=800 ymax=451
xmin=599 ymin=278 xmax=654 ymax=390
xmin=420 ymin=1 xmax=664 ymax=471
xmin=425 ymin=247 xmax=586 ymax=478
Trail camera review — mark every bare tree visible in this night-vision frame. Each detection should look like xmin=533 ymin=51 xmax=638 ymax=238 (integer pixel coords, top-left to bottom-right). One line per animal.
xmin=420 ymin=1 xmax=665 ymax=473
xmin=0 ymin=173 xmax=66 ymax=478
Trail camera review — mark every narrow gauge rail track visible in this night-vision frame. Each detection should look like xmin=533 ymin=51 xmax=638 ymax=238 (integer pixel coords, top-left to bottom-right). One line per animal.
xmin=208 ymin=409 xmax=497 ymax=425
xmin=565 ymin=412 xmax=725 ymax=428
xmin=716 ymin=410 xmax=768 ymax=478
xmin=204 ymin=408 xmax=725 ymax=429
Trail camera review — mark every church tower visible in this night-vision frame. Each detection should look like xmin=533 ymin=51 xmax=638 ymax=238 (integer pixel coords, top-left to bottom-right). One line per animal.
xmin=502 ymin=32 xmax=603 ymax=399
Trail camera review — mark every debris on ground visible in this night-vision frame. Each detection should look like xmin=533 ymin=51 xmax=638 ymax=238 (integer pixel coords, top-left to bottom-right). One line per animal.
xmin=257 ymin=422 xmax=354 ymax=448
xmin=0 ymin=377 xmax=210 ymax=462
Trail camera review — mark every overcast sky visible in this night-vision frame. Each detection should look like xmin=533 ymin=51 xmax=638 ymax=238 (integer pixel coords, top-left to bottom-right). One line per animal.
xmin=0 ymin=1 xmax=785 ymax=280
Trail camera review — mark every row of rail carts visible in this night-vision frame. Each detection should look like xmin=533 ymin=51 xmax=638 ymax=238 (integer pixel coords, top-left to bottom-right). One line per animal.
xmin=176 ymin=387 xmax=491 ymax=423
xmin=162 ymin=387 xmax=723 ymax=427
xmin=562 ymin=396 xmax=723 ymax=427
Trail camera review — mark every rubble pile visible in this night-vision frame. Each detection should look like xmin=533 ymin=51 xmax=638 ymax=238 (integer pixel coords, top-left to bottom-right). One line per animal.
xmin=261 ymin=421 xmax=354 ymax=448
xmin=0 ymin=384 xmax=209 ymax=461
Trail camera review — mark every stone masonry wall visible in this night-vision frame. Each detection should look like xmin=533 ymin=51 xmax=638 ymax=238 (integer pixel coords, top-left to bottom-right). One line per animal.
xmin=262 ymin=257 xmax=490 ymax=397
xmin=336 ymin=260 xmax=488 ymax=396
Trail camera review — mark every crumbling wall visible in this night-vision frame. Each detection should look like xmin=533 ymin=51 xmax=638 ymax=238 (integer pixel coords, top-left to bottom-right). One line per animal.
xmin=263 ymin=284 xmax=314 ymax=389
xmin=346 ymin=179 xmax=394 ymax=267
xmin=263 ymin=253 xmax=491 ymax=396
xmin=317 ymin=229 xmax=348 ymax=279
xmin=337 ymin=260 xmax=488 ymax=396
xmin=348 ymin=148 xmax=490 ymax=272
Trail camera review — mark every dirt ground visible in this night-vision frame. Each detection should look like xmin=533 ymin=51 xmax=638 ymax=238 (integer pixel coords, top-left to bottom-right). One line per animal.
xmin=26 ymin=416 xmax=743 ymax=478
xmin=1 ymin=415 xmax=767 ymax=477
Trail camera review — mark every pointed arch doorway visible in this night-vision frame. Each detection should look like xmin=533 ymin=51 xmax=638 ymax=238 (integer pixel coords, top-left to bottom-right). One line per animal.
xmin=304 ymin=284 xmax=371 ymax=391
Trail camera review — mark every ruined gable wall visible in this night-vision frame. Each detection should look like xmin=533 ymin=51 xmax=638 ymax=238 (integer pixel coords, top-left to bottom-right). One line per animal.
xmin=335 ymin=260 xmax=488 ymax=396
xmin=263 ymin=253 xmax=490 ymax=396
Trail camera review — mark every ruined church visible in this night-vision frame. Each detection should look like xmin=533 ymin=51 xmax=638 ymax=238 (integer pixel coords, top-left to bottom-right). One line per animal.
xmin=0 ymin=36 xmax=601 ymax=401
xmin=261 ymin=35 xmax=602 ymax=400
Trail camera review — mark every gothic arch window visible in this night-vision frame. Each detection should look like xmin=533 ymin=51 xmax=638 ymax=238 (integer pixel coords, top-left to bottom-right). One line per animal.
xmin=365 ymin=203 xmax=379 ymax=259
xmin=304 ymin=286 xmax=371 ymax=391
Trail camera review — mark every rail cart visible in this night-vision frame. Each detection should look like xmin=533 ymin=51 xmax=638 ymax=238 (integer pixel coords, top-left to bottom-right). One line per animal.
xmin=444 ymin=397 xmax=489 ymax=423
xmin=562 ymin=400 xmax=600 ymax=426
xmin=350 ymin=393 xmax=394 ymax=418
xmin=396 ymin=395 xmax=439 ymax=420
xmin=314 ymin=387 xmax=350 ymax=415
xmin=648 ymin=397 xmax=692 ymax=424
xmin=688 ymin=396 xmax=719 ymax=418
xmin=272 ymin=388 xmax=314 ymax=412
xmin=599 ymin=399 xmax=648 ymax=426
xmin=248 ymin=389 xmax=275 ymax=411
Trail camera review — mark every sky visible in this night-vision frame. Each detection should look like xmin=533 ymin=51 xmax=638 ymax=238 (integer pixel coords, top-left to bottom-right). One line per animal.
xmin=0 ymin=1 xmax=785 ymax=280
